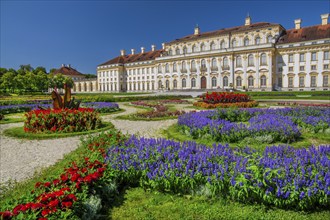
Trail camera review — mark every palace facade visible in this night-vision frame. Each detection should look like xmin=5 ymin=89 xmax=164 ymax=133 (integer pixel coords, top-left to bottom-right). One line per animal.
xmin=95 ymin=14 xmax=329 ymax=92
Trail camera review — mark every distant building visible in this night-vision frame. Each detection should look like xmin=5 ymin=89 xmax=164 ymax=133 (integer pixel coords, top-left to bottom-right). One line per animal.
xmin=96 ymin=13 xmax=329 ymax=92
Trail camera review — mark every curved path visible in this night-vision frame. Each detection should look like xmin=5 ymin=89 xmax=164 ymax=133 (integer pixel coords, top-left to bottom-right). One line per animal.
xmin=0 ymin=103 xmax=184 ymax=185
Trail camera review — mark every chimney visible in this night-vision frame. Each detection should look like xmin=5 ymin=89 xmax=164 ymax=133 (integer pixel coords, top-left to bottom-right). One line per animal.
xmin=141 ymin=47 xmax=145 ymax=53
xmin=162 ymin=43 xmax=165 ymax=49
xmin=294 ymin=19 xmax=302 ymax=29
xmin=68 ymin=64 xmax=71 ymax=68
xmin=120 ymin=49 xmax=126 ymax=56
xmin=321 ymin=13 xmax=329 ymax=25
xmin=61 ymin=64 xmax=65 ymax=67
xmin=151 ymin=45 xmax=156 ymax=51
xmin=131 ymin=49 xmax=135 ymax=55
xmin=245 ymin=15 xmax=251 ymax=26
xmin=194 ymin=24 xmax=200 ymax=35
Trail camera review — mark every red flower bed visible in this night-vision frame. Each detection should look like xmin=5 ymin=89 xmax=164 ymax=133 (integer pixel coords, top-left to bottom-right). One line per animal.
xmin=193 ymin=100 xmax=258 ymax=109
xmin=202 ymin=92 xmax=251 ymax=104
xmin=24 ymin=108 xmax=101 ymax=133
xmin=0 ymin=130 xmax=124 ymax=219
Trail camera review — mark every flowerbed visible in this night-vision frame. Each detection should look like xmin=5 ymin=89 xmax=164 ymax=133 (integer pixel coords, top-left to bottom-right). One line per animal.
xmin=278 ymin=102 xmax=330 ymax=107
xmin=178 ymin=107 xmax=330 ymax=143
xmin=106 ymin=136 xmax=330 ymax=210
xmin=0 ymin=130 xmax=125 ymax=219
xmin=193 ymin=100 xmax=258 ymax=109
xmin=24 ymin=108 xmax=102 ymax=133
xmin=81 ymin=102 xmax=120 ymax=113
xmin=0 ymin=103 xmax=52 ymax=115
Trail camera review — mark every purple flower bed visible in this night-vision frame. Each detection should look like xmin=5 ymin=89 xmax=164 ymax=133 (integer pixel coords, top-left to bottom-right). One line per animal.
xmin=106 ymin=136 xmax=330 ymax=210
xmin=178 ymin=107 xmax=329 ymax=143
xmin=81 ymin=102 xmax=120 ymax=113
xmin=0 ymin=103 xmax=52 ymax=114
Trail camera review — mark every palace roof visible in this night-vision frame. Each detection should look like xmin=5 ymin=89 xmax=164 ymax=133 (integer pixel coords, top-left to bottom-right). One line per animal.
xmin=167 ymin=22 xmax=281 ymax=44
xmin=53 ymin=66 xmax=85 ymax=77
xmin=277 ymin=24 xmax=330 ymax=44
xmin=98 ymin=50 xmax=163 ymax=66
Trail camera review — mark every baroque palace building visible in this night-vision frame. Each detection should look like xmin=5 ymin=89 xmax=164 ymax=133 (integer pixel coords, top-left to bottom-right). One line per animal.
xmin=93 ymin=14 xmax=329 ymax=93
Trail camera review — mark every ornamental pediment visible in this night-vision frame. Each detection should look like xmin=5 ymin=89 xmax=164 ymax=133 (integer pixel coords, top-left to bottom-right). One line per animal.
xmin=234 ymin=70 xmax=243 ymax=74
xmin=287 ymin=73 xmax=295 ymax=77
xmin=309 ymin=72 xmax=318 ymax=76
xmin=298 ymin=72 xmax=306 ymax=76
xmin=221 ymin=71 xmax=230 ymax=75
xmin=247 ymin=69 xmax=256 ymax=73
xmin=322 ymin=71 xmax=330 ymax=75
xmin=259 ymin=68 xmax=269 ymax=72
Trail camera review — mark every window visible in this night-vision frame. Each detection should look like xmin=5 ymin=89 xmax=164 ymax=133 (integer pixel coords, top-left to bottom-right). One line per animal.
xmin=244 ymin=37 xmax=249 ymax=46
xmin=289 ymin=77 xmax=293 ymax=87
xmin=182 ymin=78 xmax=186 ymax=88
xmin=311 ymin=76 xmax=317 ymax=87
xmin=278 ymin=77 xmax=282 ymax=87
xmin=192 ymin=45 xmax=197 ymax=53
xmin=260 ymin=75 xmax=267 ymax=87
xmin=289 ymin=67 xmax=294 ymax=72
xmin=201 ymin=44 xmax=206 ymax=51
xmin=221 ymin=41 xmax=225 ymax=49
xmin=182 ymin=61 xmax=187 ymax=71
xmin=324 ymin=51 xmax=330 ymax=60
xmin=236 ymin=56 xmax=242 ymax=67
xmin=300 ymin=53 xmax=305 ymax=62
xmin=176 ymin=48 xmax=180 ymax=55
xmin=165 ymin=80 xmax=169 ymax=89
xmin=201 ymin=59 xmax=206 ymax=69
xmin=248 ymin=76 xmax=254 ymax=87
xmin=311 ymin=52 xmax=317 ymax=61
xmin=324 ymin=64 xmax=329 ymax=69
xmin=289 ymin=54 xmax=294 ymax=63
xmin=278 ymin=67 xmax=283 ymax=72
xmin=299 ymin=66 xmax=305 ymax=71
xmin=223 ymin=76 xmax=228 ymax=87
xmin=158 ymin=64 xmax=162 ymax=73
xmin=323 ymin=75 xmax=329 ymax=87
xmin=236 ymin=76 xmax=242 ymax=87
xmin=255 ymin=37 xmax=261 ymax=45
xmin=169 ymin=49 xmax=172 ymax=55
xmin=232 ymin=39 xmax=236 ymax=48
xmin=191 ymin=60 xmax=196 ymax=71
xmin=173 ymin=79 xmax=177 ymax=88
xmin=212 ymin=77 xmax=217 ymax=87
xmin=311 ymin=65 xmax=316 ymax=70
xmin=267 ymin=35 xmax=273 ymax=43
xmin=211 ymin=58 xmax=217 ymax=68
xmin=158 ymin=80 xmax=162 ymax=88
xmin=183 ymin=47 xmax=187 ymax=54
xmin=223 ymin=57 xmax=229 ymax=69
xmin=165 ymin=63 xmax=169 ymax=73
xmin=299 ymin=76 xmax=304 ymax=87
xmin=191 ymin=78 xmax=196 ymax=87
xmin=260 ymin=53 xmax=267 ymax=65
xmin=248 ymin=54 xmax=254 ymax=66
xmin=173 ymin=62 xmax=177 ymax=72
xmin=210 ymin=42 xmax=216 ymax=50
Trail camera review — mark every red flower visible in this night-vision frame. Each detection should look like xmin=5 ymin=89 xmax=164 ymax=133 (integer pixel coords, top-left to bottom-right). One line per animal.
xmin=44 ymin=182 xmax=51 ymax=188
xmin=35 ymin=182 xmax=42 ymax=188
xmin=60 ymin=174 xmax=68 ymax=182
xmin=0 ymin=211 xmax=13 ymax=219
xmin=66 ymin=194 xmax=77 ymax=201
xmin=31 ymin=203 xmax=44 ymax=210
xmin=53 ymin=179 xmax=60 ymax=186
xmin=12 ymin=204 xmax=23 ymax=215
xmin=48 ymin=199 xmax=59 ymax=208
xmin=61 ymin=201 xmax=73 ymax=209
xmin=41 ymin=209 xmax=51 ymax=217
xmin=38 ymin=218 xmax=48 ymax=220
xmin=71 ymin=173 xmax=80 ymax=182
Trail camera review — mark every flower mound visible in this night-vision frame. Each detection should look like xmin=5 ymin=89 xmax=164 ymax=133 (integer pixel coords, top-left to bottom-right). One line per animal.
xmin=24 ymin=108 xmax=101 ymax=133
xmin=106 ymin=136 xmax=330 ymax=210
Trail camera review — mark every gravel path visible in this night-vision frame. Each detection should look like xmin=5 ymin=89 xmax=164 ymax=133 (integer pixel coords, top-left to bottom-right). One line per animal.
xmin=0 ymin=103 xmax=182 ymax=185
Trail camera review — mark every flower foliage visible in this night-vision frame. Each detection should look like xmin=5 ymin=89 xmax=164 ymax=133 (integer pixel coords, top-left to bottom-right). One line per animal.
xmin=178 ymin=107 xmax=330 ymax=143
xmin=193 ymin=100 xmax=258 ymax=109
xmin=24 ymin=108 xmax=101 ymax=133
xmin=106 ymin=136 xmax=330 ymax=210
xmin=202 ymin=92 xmax=251 ymax=104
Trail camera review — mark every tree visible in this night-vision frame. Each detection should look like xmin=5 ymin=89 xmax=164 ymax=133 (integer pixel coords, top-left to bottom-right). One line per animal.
xmin=33 ymin=66 xmax=47 ymax=75
xmin=1 ymin=72 xmax=16 ymax=92
xmin=35 ymin=71 xmax=49 ymax=91
xmin=84 ymin=74 xmax=97 ymax=79
xmin=48 ymin=74 xmax=74 ymax=89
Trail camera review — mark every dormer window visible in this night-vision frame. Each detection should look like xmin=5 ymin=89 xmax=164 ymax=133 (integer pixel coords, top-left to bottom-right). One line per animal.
xmin=255 ymin=36 xmax=260 ymax=45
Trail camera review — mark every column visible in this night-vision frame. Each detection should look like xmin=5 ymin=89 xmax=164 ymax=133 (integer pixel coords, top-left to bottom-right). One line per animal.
xmin=218 ymin=57 xmax=222 ymax=88
xmin=229 ymin=55 xmax=234 ymax=87
xmin=206 ymin=58 xmax=211 ymax=89
xmin=255 ymin=53 xmax=260 ymax=89
xmin=268 ymin=52 xmax=273 ymax=90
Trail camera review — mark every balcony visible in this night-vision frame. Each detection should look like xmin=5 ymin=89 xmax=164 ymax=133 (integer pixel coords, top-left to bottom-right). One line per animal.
xmin=222 ymin=66 xmax=230 ymax=70
xmin=181 ymin=69 xmax=187 ymax=73
xmin=190 ymin=68 xmax=197 ymax=73
xmin=200 ymin=66 xmax=207 ymax=72
xmin=211 ymin=66 xmax=218 ymax=71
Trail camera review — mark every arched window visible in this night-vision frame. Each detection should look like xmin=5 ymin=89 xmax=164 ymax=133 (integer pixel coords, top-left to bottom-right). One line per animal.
xmin=210 ymin=42 xmax=216 ymax=50
xmin=182 ymin=61 xmax=186 ymax=71
xmin=182 ymin=78 xmax=186 ymax=88
xmin=244 ymin=37 xmax=249 ymax=46
xmin=248 ymin=76 xmax=254 ymax=87
xmin=220 ymin=40 xmax=225 ymax=49
xmin=201 ymin=59 xmax=206 ymax=69
xmin=191 ymin=60 xmax=196 ymax=70
xmin=236 ymin=76 xmax=242 ymax=87
xmin=260 ymin=75 xmax=267 ymax=86
xmin=232 ymin=39 xmax=236 ymax=48
xmin=255 ymin=36 xmax=261 ymax=45
xmin=236 ymin=56 xmax=242 ymax=67
xmin=223 ymin=57 xmax=229 ymax=69
xmin=165 ymin=80 xmax=169 ymax=89
xmin=169 ymin=49 xmax=173 ymax=55
xmin=223 ymin=76 xmax=228 ymax=87
xmin=248 ymin=54 xmax=254 ymax=66
xmin=201 ymin=43 xmax=206 ymax=51
xmin=192 ymin=45 xmax=197 ymax=52
xmin=267 ymin=35 xmax=273 ymax=43
xmin=191 ymin=78 xmax=196 ymax=87
xmin=158 ymin=64 xmax=162 ymax=73
xmin=212 ymin=77 xmax=217 ymax=87
xmin=176 ymin=48 xmax=180 ymax=55
xmin=260 ymin=53 xmax=267 ymax=65
xmin=173 ymin=62 xmax=177 ymax=72
xmin=211 ymin=58 xmax=217 ymax=68
xmin=183 ymin=46 xmax=187 ymax=54
xmin=173 ymin=79 xmax=177 ymax=88
xmin=165 ymin=63 xmax=169 ymax=73
xmin=158 ymin=80 xmax=162 ymax=88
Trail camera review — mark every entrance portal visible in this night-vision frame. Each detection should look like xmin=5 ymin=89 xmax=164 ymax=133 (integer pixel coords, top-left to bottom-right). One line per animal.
xmin=201 ymin=76 xmax=207 ymax=89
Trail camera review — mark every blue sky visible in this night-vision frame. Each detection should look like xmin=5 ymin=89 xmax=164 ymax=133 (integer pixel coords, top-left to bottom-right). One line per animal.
xmin=1 ymin=0 xmax=329 ymax=74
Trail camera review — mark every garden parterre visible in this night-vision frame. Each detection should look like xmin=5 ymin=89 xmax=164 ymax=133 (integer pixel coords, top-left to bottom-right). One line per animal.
xmin=178 ymin=107 xmax=330 ymax=143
